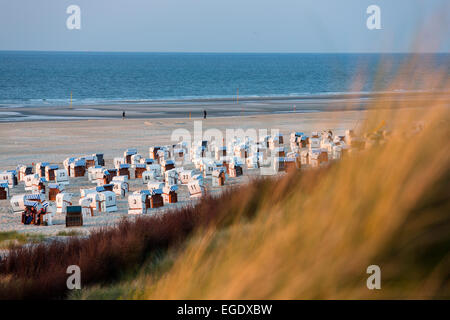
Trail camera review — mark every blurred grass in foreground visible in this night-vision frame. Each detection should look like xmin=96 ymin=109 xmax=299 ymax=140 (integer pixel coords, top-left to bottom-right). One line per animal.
xmin=76 ymin=91 xmax=450 ymax=299
xmin=141 ymin=106 xmax=450 ymax=299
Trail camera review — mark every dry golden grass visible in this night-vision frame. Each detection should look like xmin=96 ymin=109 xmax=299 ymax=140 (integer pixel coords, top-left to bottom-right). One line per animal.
xmin=68 ymin=53 xmax=450 ymax=300
xmin=121 ymin=87 xmax=450 ymax=299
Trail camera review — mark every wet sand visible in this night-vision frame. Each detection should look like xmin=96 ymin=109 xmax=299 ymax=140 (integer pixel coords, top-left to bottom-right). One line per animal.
xmin=0 ymin=91 xmax=447 ymax=122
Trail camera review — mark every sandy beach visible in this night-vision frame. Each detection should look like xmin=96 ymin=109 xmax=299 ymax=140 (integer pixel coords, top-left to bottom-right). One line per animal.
xmin=0 ymin=108 xmax=366 ymax=237
xmin=1 ymin=90 xmax=448 ymax=238
xmin=0 ymin=110 xmax=366 ymax=167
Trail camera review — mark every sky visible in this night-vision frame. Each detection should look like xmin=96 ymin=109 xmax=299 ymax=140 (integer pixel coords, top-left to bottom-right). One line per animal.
xmin=0 ymin=0 xmax=448 ymax=52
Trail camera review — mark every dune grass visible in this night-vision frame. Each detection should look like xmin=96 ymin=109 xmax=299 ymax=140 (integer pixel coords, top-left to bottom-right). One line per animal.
xmin=69 ymin=248 xmax=176 ymax=300
xmin=55 ymin=230 xmax=85 ymax=237
xmin=0 ymin=231 xmax=45 ymax=249
xmin=1 ymin=62 xmax=449 ymax=299
xmin=0 ymin=178 xmax=271 ymax=299
xmin=2 ymin=103 xmax=449 ymax=299
xmin=71 ymin=102 xmax=450 ymax=300
xmin=70 ymin=227 xmax=245 ymax=299
xmin=111 ymin=104 xmax=448 ymax=299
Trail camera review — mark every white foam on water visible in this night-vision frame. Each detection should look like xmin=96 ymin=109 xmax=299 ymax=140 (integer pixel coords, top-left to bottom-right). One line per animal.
xmin=0 ymin=111 xmax=23 ymax=116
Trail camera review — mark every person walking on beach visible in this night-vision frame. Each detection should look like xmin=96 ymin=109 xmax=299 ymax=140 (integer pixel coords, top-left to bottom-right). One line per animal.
xmin=203 ymin=110 xmax=207 ymax=119
xmin=122 ymin=111 xmax=126 ymax=120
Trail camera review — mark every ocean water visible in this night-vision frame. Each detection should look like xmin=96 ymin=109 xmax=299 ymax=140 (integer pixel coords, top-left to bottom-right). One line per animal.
xmin=0 ymin=51 xmax=448 ymax=107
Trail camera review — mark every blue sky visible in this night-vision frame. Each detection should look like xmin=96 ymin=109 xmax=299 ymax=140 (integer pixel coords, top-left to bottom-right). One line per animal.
xmin=0 ymin=0 xmax=448 ymax=52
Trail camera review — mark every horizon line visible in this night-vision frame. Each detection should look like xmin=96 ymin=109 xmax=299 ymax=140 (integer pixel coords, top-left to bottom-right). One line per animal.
xmin=0 ymin=50 xmax=448 ymax=55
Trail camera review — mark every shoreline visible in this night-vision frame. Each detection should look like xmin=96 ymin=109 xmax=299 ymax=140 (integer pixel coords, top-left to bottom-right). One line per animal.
xmin=1 ymin=90 xmax=444 ymax=106
xmin=1 ymin=91 xmax=448 ymax=123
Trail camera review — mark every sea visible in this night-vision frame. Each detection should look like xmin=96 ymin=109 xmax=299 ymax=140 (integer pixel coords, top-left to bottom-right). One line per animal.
xmin=0 ymin=51 xmax=448 ymax=107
